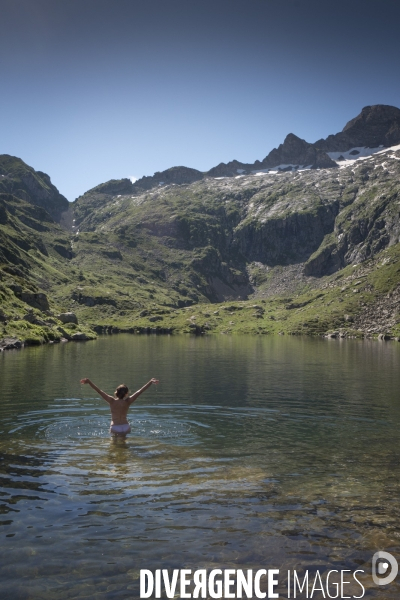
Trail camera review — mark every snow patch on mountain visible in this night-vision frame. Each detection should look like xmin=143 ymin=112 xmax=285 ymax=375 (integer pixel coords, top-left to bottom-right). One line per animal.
xmin=252 ymin=163 xmax=313 ymax=175
xmin=328 ymin=144 xmax=400 ymax=168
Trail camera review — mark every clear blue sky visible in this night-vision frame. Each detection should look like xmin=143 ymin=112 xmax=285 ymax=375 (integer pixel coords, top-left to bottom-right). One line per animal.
xmin=1 ymin=0 xmax=400 ymax=201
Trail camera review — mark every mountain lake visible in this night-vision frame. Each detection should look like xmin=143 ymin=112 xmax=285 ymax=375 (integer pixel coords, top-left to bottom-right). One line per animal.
xmin=0 ymin=334 xmax=399 ymax=599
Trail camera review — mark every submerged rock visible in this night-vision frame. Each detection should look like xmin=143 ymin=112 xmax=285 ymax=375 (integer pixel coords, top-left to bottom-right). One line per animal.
xmin=378 ymin=333 xmax=391 ymax=340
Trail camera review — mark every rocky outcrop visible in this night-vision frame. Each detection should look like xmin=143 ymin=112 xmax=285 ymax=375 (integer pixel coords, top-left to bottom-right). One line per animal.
xmin=234 ymin=203 xmax=339 ymax=266
xmin=304 ymin=185 xmax=400 ymax=277
xmin=71 ymin=289 xmax=117 ymax=307
xmin=10 ymin=288 xmax=50 ymax=311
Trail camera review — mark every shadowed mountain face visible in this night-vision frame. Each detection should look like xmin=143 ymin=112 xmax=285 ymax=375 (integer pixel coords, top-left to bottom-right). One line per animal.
xmin=259 ymin=133 xmax=338 ymax=169
xmin=1 ymin=105 xmax=400 ymax=342
xmin=0 ymin=155 xmax=69 ymax=222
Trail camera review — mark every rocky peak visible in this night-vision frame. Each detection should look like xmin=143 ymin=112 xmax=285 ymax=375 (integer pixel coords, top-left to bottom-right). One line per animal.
xmin=342 ymin=104 xmax=400 ymax=133
xmin=206 ymin=159 xmax=250 ymax=178
xmin=0 ymin=154 xmax=69 ymax=222
xmin=315 ymin=104 xmax=400 ymax=152
xmin=261 ymin=133 xmax=337 ymax=169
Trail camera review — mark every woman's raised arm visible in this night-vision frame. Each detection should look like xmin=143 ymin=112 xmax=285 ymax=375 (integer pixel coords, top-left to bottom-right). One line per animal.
xmin=80 ymin=378 xmax=114 ymax=404
xmin=127 ymin=378 xmax=159 ymax=405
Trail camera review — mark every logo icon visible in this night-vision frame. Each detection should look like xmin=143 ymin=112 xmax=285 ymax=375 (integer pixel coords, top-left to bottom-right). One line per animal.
xmin=372 ymin=551 xmax=398 ymax=586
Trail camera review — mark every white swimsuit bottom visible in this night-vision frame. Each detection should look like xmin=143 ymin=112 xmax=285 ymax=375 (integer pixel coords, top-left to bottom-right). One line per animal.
xmin=110 ymin=423 xmax=131 ymax=435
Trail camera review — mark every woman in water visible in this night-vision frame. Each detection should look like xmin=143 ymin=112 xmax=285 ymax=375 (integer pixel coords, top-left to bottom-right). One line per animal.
xmin=80 ymin=377 xmax=159 ymax=436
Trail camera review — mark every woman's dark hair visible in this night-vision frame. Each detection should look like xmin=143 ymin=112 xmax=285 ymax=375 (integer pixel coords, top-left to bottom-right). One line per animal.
xmin=115 ymin=384 xmax=129 ymax=400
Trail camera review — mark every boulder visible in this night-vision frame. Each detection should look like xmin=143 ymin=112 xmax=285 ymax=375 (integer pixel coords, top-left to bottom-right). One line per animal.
xmin=20 ymin=291 xmax=49 ymax=311
xmin=71 ymin=332 xmax=90 ymax=341
xmin=0 ymin=337 xmax=23 ymax=350
xmin=58 ymin=312 xmax=78 ymax=324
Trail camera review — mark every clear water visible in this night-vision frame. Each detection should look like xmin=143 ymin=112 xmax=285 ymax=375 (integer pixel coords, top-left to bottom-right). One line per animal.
xmin=0 ymin=335 xmax=399 ymax=599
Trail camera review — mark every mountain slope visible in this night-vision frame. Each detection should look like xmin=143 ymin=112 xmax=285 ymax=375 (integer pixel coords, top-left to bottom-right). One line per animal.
xmin=1 ymin=106 xmax=400 ymax=345
xmin=68 ymin=142 xmax=400 ymax=337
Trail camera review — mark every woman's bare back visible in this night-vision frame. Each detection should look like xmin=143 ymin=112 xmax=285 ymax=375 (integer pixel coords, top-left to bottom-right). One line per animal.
xmin=109 ymin=398 xmax=130 ymax=425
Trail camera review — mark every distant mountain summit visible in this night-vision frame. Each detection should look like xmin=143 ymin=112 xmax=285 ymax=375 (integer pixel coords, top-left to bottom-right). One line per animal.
xmin=133 ymin=166 xmax=203 ymax=192
xmin=209 ymin=104 xmax=400 ymax=178
xmin=315 ymin=104 xmax=400 ymax=152
xmin=259 ymin=133 xmax=338 ymax=170
xmin=87 ymin=104 xmax=400 ymax=194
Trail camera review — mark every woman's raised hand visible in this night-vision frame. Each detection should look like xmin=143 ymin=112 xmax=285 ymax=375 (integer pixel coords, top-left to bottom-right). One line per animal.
xmin=151 ymin=378 xmax=159 ymax=385
xmin=80 ymin=378 xmax=90 ymax=384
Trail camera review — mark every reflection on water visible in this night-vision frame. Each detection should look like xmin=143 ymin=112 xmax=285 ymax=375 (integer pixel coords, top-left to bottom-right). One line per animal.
xmin=0 ymin=335 xmax=399 ymax=598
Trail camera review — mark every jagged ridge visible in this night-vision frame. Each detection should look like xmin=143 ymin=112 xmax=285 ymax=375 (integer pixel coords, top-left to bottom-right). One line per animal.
xmin=85 ymin=104 xmax=400 ymax=192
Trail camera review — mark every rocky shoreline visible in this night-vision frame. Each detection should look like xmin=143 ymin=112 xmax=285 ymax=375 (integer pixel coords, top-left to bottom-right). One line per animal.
xmin=0 ymin=333 xmax=95 ymax=352
xmin=2 ymin=327 xmax=400 ymax=353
